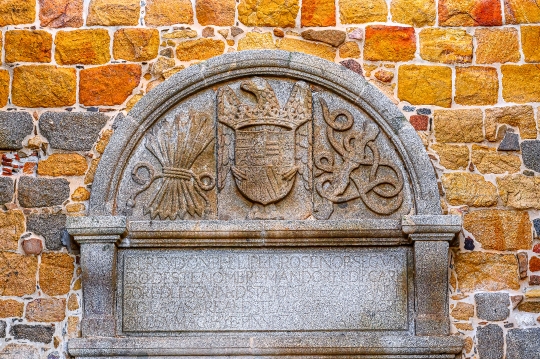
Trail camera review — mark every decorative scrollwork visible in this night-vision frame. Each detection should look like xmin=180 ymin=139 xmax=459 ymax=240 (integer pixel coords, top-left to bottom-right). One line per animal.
xmin=314 ymin=98 xmax=404 ymax=215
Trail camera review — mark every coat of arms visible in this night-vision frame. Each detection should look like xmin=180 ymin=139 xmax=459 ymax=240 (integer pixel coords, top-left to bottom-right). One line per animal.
xmin=217 ymin=78 xmax=312 ymax=212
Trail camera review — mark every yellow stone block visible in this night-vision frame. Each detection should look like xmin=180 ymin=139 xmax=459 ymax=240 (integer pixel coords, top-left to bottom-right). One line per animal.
xmin=0 ymin=252 xmax=37 ymax=296
xmin=55 ymin=29 xmax=110 ymax=65
xmin=433 ymin=109 xmax=484 ymax=143
xmin=87 ymin=0 xmax=140 ymax=26
xmin=455 ymin=66 xmax=498 ymax=105
xmin=196 ymin=0 xmax=235 ymax=26
xmin=5 ymin=30 xmax=52 ymax=63
xmin=39 ymin=252 xmax=74 ymax=296
xmin=145 ymin=0 xmax=193 ymax=26
xmin=277 ymin=38 xmax=336 ymax=61
xmin=521 ymin=26 xmax=540 ymax=62
xmin=176 ymin=39 xmax=225 ymax=61
xmin=338 ymin=41 xmax=360 ymax=58
xmin=454 ymin=252 xmax=520 ymax=292
xmin=471 ymin=145 xmax=521 ymax=174
xmin=0 ymin=210 xmax=25 ymax=251
xmin=390 ymin=0 xmax=435 ymax=26
xmin=71 ymin=187 xmax=91 ymax=202
xmin=301 ymin=0 xmax=336 ymax=27
xmin=485 ymin=105 xmax=537 ymax=140
xmin=364 ymin=26 xmax=416 ymax=62
xmin=431 ymin=143 xmax=469 ymax=170
xmin=0 ymin=71 xmax=8 ymax=108
xmin=113 ymin=28 xmax=160 ymax=62
xmin=504 ymin=0 xmax=540 ymax=23
xmin=397 ymin=65 xmax=452 ymax=107
xmin=0 ymin=0 xmax=35 ymax=26
xmin=238 ymin=32 xmax=277 ymax=51
xmin=497 ymin=174 xmax=540 ymax=209
xmin=339 ymin=0 xmax=387 ymax=23
xmin=38 ymin=153 xmax=88 ymax=177
xmin=475 ymin=28 xmax=520 ymax=64
xmin=0 ymin=299 xmax=24 ymax=318
xmin=238 ymin=0 xmax=299 ymax=27
xmin=419 ymin=28 xmax=472 ymax=64
xmin=502 ymin=64 xmax=540 ymax=103
xmin=442 ymin=173 xmax=498 ymax=207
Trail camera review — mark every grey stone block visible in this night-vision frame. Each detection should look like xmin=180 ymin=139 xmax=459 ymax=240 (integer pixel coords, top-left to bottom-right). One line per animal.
xmin=0 ymin=112 xmax=34 ymax=150
xmin=477 ymin=324 xmax=504 ymax=359
xmin=39 ymin=112 xmax=108 ymax=151
xmin=0 ymin=320 xmax=5 ymax=337
xmin=0 ymin=344 xmax=39 ymax=359
xmin=26 ymin=213 xmax=67 ymax=250
xmin=507 ymin=328 xmax=540 ymax=359
xmin=498 ymin=132 xmax=520 ymax=151
xmin=521 ymin=140 xmax=540 ymax=173
xmin=0 ymin=176 xmax=14 ymax=204
xmin=534 ymin=218 xmax=540 ymax=237
xmin=10 ymin=324 xmax=55 ymax=343
xmin=18 ymin=177 xmax=70 ymax=208
xmin=475 ymin=293 xmax=510 ymax=321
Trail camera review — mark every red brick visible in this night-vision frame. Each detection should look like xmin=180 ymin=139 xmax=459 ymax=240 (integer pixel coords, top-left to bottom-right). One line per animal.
xmin=410 ymin=115 xmax=429 ymax=130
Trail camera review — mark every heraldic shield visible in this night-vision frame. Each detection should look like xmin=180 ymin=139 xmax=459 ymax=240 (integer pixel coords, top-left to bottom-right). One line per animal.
xmin=217 ymin=78 xmax=312 ymax=206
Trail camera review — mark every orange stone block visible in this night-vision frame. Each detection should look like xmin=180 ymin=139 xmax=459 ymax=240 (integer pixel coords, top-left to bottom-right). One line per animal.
xmin=39 ymin=252 xmax=74 ymax=296
xmin=0 ymin=252 xmax=37 ymax=296
xmin=176 ymin=39 xmax=225 ymax=61
xmin=398 ymin=65 xmax=452 ymax=107
xmin=79 ymin=65 xmax=142 ymax=106
xmin=502 ymin=64 xmax=540 ymax=103
xmin=530 ymin=256 xmax=540 ymax=272
xmin=145 ymin=0 xmax=193 ymax=26
xmin=475 ymin=28 xmax=520 ymax=64
xmin=339 ymin=0 xmax=388 ymax=23
xmin=54 ymin=29 xmax=111 ymax=65
xmin=455 ymin=66 xmax=498 ymax=105
xmin=37 ymin=153 xmax=88 ymax=177
xmin=0 ymin=299 xmax=24 ymax=318
xmin=196 ymin=0 xmax=235 ymax=26
xmin=504 ymin=0 xmax=540 ymax=23
xmin=439 ymin=0 xmax=502 ymax=26
xmin=301 ymin=0 xmax=336 ymax=27
xmin=521 ymin=26 xmax=540 ymax=62
xmin=5 ymin=30 xmax=53 ymax=63
xmin=364 ymin=26 xmax=416 ymax=62
xmin=0 ymin=0 xmax=36 ymax=26
xmin=87 ymin=0 xmax=140 ymax=26
xmin=238 ymin=0 xmax=300 ymax=27
xmin=39 ymin=0 xmax=83 ymax=28
xmin=113 ymin=28 xmax=159 ymax=62
xmin=0 ymin=70 xmax=8 ymax=108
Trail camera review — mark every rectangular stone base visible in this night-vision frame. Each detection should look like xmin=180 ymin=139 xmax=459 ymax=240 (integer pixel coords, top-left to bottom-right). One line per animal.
xmin=69 ymin=335 xmax=463 ymax=358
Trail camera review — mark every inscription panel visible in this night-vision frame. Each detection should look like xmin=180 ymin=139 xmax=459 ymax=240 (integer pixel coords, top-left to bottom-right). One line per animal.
xmin=120 ymin=247 xmax=409 ymax=333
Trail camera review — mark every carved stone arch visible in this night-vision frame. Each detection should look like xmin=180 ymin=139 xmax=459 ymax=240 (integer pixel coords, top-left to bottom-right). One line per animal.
xmin=67 ymin=51 xmax=463 ymax=359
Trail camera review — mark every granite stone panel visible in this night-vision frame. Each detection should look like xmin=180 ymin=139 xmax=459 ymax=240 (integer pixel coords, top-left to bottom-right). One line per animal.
xmin=26 ymin=213 xmax=67 ymax=250
xmin=521 ymin=140 xmax=540 ymax=172
xmin=0 ymin=177 xmax=14 ymax=204
xmin=18 ymin=176 xmax=70 ymax=208
xmin=10 ymin=324 xmax=55 ymax=344
xmin=0 ymin=111 xmax=33 ymax=150
xmin=475 ymin=293 xmax=510 ymax=321
xmin=506 ymin=328 xmax=540 ymax=359
xmin=477 ymin=324 xmax=504 ymax=359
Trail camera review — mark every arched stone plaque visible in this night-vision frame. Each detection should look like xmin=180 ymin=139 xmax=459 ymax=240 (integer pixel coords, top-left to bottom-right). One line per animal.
xmin=67 ymin=51 xmax=463 ymax=358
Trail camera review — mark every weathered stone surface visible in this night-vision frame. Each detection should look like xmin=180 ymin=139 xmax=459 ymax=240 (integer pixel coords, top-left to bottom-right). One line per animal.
xmin=0 ymin=344 xmax=39 ymax=359
xmin=39 ymin=252 xmax=74 ymax=296
xmin=301 ymin=29 xmax=346 ymax=47
xmin=0 ymin=0 xmax=36 ymax=26
xmin=521 ymin=26 xmax=540 ymax=62
xmin=0 ymin=210 xmax=24 ymax=250
xmin=113 ymin=28 xmax=159 ymax=62
xmin=455 ymin=252 xmax=520 ymax=292
xmin=339 ymin=0 xmax=387 ymax=23
xmin=196 ymin=0 xmax=235 ymax=26
xmin=475 ymin=293 xmax=510 ymax=321
xmin=87 ymin=0 xmax=140 ymax=26
xmin=72 ymin=187 xmax=90 ymax=202
xmin=5 ymin=30 xmax=52 ymax=63
xmin=301 ymin=0 xmax=336 ymax=26
xmin=476 ymin=28 xmax=520 ymax=64
xmin=497 ymin=175 xmax=540 ymax=209
xmin=450 ymin=301 xmax=474 ymax=320
xmin=38 ymin=153 xmax=88 ymax=177
xmin=0 ymin=178 xmax=13 ymax=205
xmin=0 ymin=299 xmax=23 ymax=318
xmin=237 ymin=32 xmax=277 ymax=51
xmin=0 ymin=252 xmax=37 ymax=296
xmin=530 ymin=275 xmax=540 ymax=285
xmin=39 ymin=112 xmax=108 ymax=151
xmin=477 ymin=324 xmax=504 ymax=359
xmin=391 ymin=0 xmax=435 ymax=26
xmin=375 ymin=69 xmax=394 ymax=83
xmin=10 ymin=324 xmax=55 ymax=344
xmin=485 ymin=106 xmax=537 ymax=140
xmin=85 ymin=158 xmax=100 ymax=184
xmin=22 ymin=238 xmax=43 ymax=255
xmin=80 ymin=65 xmax=141 ymax=106
xmin=530 ymin=256 xmax=540 ymax=271
xmin=506 ymin=328 xmax=540 ymax=359
xmin=398 ymin=65 xmax=452 ymax=107
xmin=145 ymin=0 xmax=193 ymax=26
xmin=238 ymin=0 xmax=299 ymax=27
xmin=55 ymin=29 xmax=110 ymax=65
xmin=0 ymin=70 xmax=8 ymax=108
xmin=18 ymin=177 xmax=70 ymax=208
xmin=176 ymin=39 xmax=225 ymax=61
xmin=442 ymin=173 xmax=498 ymax=206
xmin=68 ymin=294 xmax=79 ymax=311
xmin=455 ymin=66 xmax=498 ymax=105
xmin=522 ymin=140 xmax=540 ymax=172
xmin=26 ymin=213 xmax=67 ymax=251
xmin=504 ymin=0 xmax=540 ymax=23
xmin=517 ymin=300 xmax=540 ymax=312
xmin=502 ymin=65 xmax=540 ymax=103
xmin=471 ymin=145 xmax=521 ymax=174
xmin=439 ymin=0 xmax=502 ymax=26
xmin=433 ymin=109 xmax=484 ymax=143
xmin=364 ymin=26 xmax=416 ymax=62
xmin=39 ymin=0 xmax=83 ymax=27
xmin=432 ymin=143 xmax=469 ymax=170
xmin=464 ymin=210 xmax=532 ymax=251
xmin=419 ymin=28 xmax=472 ymax=64
xmin=26 ymin=298 xmax=66 ymax=322
xmin=277 ymin=38 xmax=336 ymax=61
xmin=0 ymin=111 xmax=33 ymax=150
xmin=339 ymin=42 xmax=360 ymax=58
xmin=340 ymin=59 xmax=363 ymax=76
xmin=12 ymin=66 xmax=76 ymax=108
xmin=498 ymin=132 xmax=521 ymax=151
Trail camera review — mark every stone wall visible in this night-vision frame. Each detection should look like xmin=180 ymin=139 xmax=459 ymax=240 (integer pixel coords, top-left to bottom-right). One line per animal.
xmin=0 ymin=0 xmax=538 ymax=358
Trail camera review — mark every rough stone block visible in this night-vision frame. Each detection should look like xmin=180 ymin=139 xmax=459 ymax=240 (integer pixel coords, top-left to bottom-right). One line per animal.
xmin=506 ymin=328 xmax=540 ymax=359
xmin=301 ymin=0 xmax=336 ymax=26
xmin=55 ymin=29 xmax=110 ymax=65
xmin=37 ymin=153 xmax=88 ymax=177
xmin=521 ymin=140 xmax=540 ymax=173
xmin=39 ymin=112 xmax=108 ymax=151
xmin=471 ymin=145 xmax=521 ymax=174
xmin=5 ymin=30 xmax=52 ymax=63
xmin=79 ymin=65 xmax=141 ymax=106
xmin=238 ymin=0 xmax=299 ymax=27
xmin=439 ymin=0 xmax=502 ymax=26
xmin=455 ymin=66 xmax=498 ymax=105
xmin=433 ymin=109 xmax=484 ymax=143
xmin=0 ymin=112 xmax=33 ymax=150
xmin=521 ymin=26 xmax=540 ymax=62
xmin=39 ymin=252 xmax=74 ymax=296
xmin=238 ymin=32 xmax=276 ymax=51
xmin=339 ymin=41 xmax=360 ymax=58
xmin=87 ymin=0 xmax=140 ymax=26
xmin=0 ymin=70 xmax=8 ymax=108
xmin=277 ymin=38 xmax=336 ymax=61
xmin=196 ymin=0 xmax=235 ymax=26
xmin=485 ymin=106 xmax=536 ymax=140
xmin=504 ymin=0 xmax=540 ymax=23
xmin=390 ymin=0 xmax=435 ymax=26
xmin=39 ymin=0 xmax=83 ymax=28
xmin=10 ymin=324 xmax=55 ymax=344
xmin=0 ymin=177 xmax=13 ymax=205
xmin=431 ymin=143 xmax=469 ymax=170
xmin=12 ymin=65 xmax=76 ymax=108
xmin=475 ymin=293 xmax=510 ymax=321
xmin=176 ymin=39 xmax=225 ymax=61
xmin=455 ymin=252 xmax=520 ymax=292
xmin=476 ymin=28 xmax=520 ymax=64
xmin=302 ymin=29 xmax=346 ymax=47
xmin=502 ymin=65 xmax=540 ymax=103
xmin=498 ymin=132 xmax=520 ymax=151
xmin=0 ymin=0 xmax=36 ymax=26
xmin=339 ymin=0 xmax=387 ymax=23
xmin=442 ymin=173 xmax=498 ymax=207
xmin=113 ymin=28 xmax=159 ymax=62
xmin=145 ymin=0 xmax=193 ymax=26
xmin=18 ymin=176 xmax=70 ymax=208
xmin=450 ymin=301 xmax=474 ymax=320
xmin=26 ymin=213 xmax=67 ymax=251
xmin=0 ymin=210 xmax=24 ymax=250
xmin=0 ymin=344 xmax=39 ymax=359
xmin=497 ymin=174 xmax=540 ymax=209
xmin=398 ymin=65 xmax=452 ymax=107
xmin=530 ymin=256 xmax=540 ymax=271
xmin=0 ymin=252 xmax=37 ymax=296
xmin=419 ymin=28 xmax=472 ymax=64
xmin=364 ymin=26 xmax=416 ymax=62
xmin=0 ymin=299 xmax=24 ymax=318
xmin=26 ymin=298 xmax=66 ymax=322
xmin=477 ymin=324 xmax=504 ymax=359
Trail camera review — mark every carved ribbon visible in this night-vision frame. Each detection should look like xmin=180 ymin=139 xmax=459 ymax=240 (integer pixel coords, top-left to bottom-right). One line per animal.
xmin=314 ymin=98 xmax=404 ymax=215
